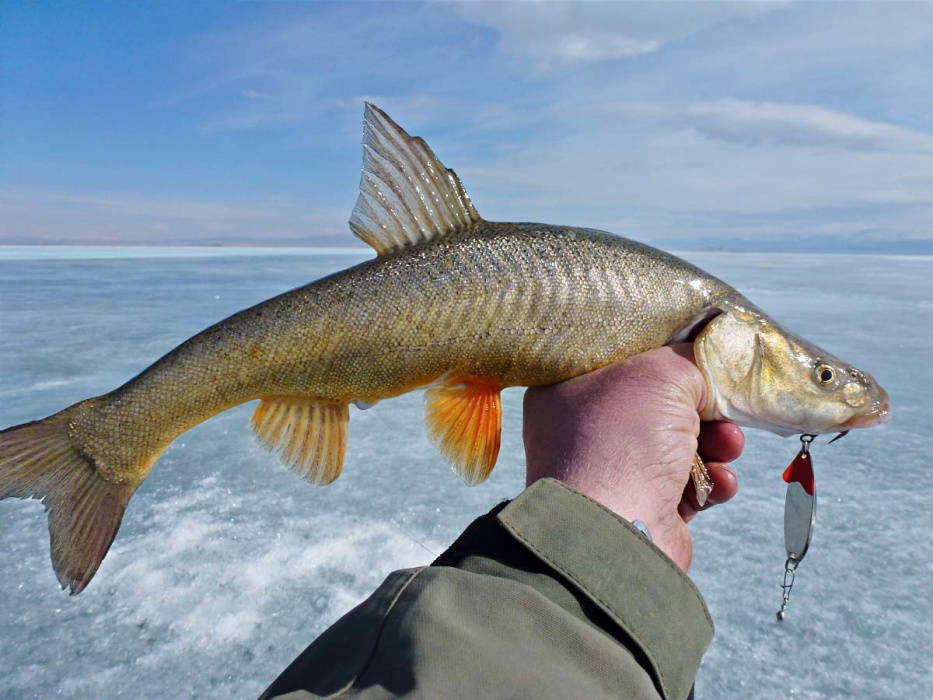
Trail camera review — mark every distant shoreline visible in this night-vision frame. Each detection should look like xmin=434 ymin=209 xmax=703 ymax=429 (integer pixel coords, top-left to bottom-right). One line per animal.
xmin=0 ymin=243 xmax=370 ymax=250
xmin=1 ymin=241 xmax=930 ymax=256
xmin=1 ymin=244 xmax=930 ymax=262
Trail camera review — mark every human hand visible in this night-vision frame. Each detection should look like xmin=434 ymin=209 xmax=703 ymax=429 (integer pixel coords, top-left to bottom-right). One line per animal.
xmin=523 ymin=344 xmax=743 ymax=571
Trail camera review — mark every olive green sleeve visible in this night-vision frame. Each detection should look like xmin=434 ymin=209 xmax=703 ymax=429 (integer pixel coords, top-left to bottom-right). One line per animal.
xmin=260 ymin=478 xmax=713 ymax=700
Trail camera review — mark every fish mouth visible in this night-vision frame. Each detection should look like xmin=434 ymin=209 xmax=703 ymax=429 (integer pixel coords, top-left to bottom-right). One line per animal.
xmin=841 ymin=391 xmax=891 ymax=430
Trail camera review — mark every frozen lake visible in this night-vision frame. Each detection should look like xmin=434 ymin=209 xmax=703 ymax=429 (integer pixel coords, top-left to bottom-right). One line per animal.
xmin=1 ymin=246 xmax=930 ymax=699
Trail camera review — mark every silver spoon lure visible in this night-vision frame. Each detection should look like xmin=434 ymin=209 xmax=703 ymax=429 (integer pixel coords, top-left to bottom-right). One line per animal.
xmin=776 ymin=433 xmax=818 ymax=621
xmin=775 ymin=430 xmax=849 ymax=620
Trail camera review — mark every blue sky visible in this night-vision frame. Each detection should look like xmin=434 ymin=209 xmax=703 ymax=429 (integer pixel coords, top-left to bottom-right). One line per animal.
xmin=2 ymin=1 xmax=931 ymax=251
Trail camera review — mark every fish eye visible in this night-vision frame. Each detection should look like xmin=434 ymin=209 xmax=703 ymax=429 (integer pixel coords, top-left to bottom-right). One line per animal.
xmin=817 ymin=365 xmax=835 ymax=385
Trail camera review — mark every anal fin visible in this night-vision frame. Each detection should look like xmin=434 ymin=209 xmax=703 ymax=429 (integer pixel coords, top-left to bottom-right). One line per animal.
xmin=250 ymin=397 xmax=349 ymax=486
xmin=424 ymin=376 xmax=503 ymax=486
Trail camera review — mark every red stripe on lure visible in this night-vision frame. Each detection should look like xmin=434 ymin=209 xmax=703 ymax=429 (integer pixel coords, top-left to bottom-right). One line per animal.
xmin=783 ymin=449 xmax=815 ymax=495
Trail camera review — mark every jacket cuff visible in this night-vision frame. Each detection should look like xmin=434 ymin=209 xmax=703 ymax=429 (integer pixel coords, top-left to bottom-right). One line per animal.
xmin=497 ymin=478 xmax=713 ymax=700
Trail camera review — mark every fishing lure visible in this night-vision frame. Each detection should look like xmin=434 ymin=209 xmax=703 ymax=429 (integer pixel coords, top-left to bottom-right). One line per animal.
xmin=776 ymin=431 xmax=848 ymax=620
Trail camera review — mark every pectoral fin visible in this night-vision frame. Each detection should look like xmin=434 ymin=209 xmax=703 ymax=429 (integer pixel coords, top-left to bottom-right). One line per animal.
xmin=691 ymin=453 xmax=713 ymax=507
xmin=250 ymin=397 xmax=349 ymax=485
xmin=424 ymin=376 xmax=503 ymax=486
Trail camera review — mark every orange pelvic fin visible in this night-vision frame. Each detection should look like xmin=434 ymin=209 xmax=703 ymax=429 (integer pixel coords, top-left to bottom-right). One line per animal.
xmin=250 ymin=397 xmax=349 ymax=486
xmin=424 ymin=375 xmax=503 ymax=486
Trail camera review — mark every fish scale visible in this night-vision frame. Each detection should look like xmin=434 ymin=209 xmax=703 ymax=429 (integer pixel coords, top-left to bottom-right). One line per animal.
xmin=77 ymin=225 xmax=714 ymax=467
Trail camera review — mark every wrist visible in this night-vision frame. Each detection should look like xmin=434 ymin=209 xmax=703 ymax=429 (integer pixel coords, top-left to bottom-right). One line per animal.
xmin=528 ymin=472 xmax=690 ymax=570
xmin=528 ymin=472 xmax=667 ymax=543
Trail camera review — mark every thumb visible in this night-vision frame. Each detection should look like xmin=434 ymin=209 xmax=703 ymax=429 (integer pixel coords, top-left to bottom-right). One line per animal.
xmin=623 ymin=343 xmax=708 ymax=416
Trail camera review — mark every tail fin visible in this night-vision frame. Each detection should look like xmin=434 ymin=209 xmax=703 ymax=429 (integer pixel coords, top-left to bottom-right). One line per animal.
xmin=0 ymin=407 xmax=136 ymax=594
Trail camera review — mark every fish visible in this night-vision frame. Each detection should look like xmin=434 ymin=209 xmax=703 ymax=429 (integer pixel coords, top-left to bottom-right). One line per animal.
xmin=0 ymin=104 xmax=890 ymax=594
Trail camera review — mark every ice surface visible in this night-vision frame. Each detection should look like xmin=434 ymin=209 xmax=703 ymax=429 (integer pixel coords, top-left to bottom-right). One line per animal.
xmin=1 ymin=247 xmax=930 ymax=699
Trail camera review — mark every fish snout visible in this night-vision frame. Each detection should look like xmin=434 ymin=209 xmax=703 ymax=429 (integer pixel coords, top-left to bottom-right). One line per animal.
xmin=841 ymin=385 xmax=891 ymax=430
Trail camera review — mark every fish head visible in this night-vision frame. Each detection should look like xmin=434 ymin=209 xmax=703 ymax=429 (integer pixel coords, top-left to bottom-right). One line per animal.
xmin=694 ymin=304 xmax=890 ymax=437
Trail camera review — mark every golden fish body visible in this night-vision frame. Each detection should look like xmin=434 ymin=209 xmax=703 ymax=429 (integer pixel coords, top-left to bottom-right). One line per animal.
xmin=0 ymin=105 xmax=889 ymax=594
xmin=74 ymin=223 xmax=728 ymax=478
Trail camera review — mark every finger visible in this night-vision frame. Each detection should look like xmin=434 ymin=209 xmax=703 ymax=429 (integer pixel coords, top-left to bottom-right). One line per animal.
xmin=704 ymin=463 xmax=739 ymax=504
xmin=697 ymin=422 xmax=745 ymax=463
xmin=679 ymin=462 xmax=739 ymax=522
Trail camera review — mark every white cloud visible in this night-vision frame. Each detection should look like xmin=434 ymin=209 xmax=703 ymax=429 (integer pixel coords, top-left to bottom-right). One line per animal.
xmin=0 ymin=190 xmax=352 ymax=245
xmin=554 ymin=34 xmax=659 ymax=62
xmin=460 ymin=102 xmax=933 ymax=245
xmin=1 ymin=190 xmax=282 ymax=222
xmin=453 ymin=1 xmax=781 ymax=69
xmin=168 ymin=5 xmax=466 ymax=135
xmin=611 ymin=101 xmax=933 ymax=154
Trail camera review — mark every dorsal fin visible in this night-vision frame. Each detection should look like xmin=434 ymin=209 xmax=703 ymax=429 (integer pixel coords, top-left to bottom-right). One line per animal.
xmin=349 ymin=103 xmax=482 ymax=256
